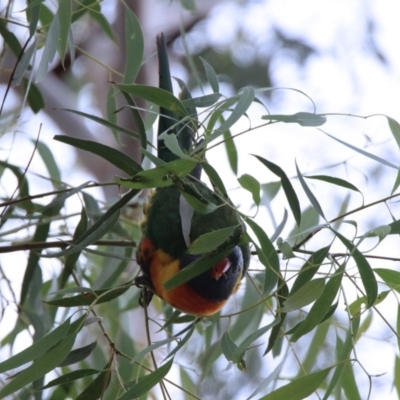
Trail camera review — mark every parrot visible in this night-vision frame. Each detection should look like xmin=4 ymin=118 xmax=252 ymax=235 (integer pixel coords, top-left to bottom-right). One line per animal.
xmin=135 ymin=34 xmax=250 ymax=316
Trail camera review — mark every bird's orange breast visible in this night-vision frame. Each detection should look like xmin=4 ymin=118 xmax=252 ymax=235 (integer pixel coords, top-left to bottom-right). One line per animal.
xmin=148 ymin=248 xmax=231 ymax=316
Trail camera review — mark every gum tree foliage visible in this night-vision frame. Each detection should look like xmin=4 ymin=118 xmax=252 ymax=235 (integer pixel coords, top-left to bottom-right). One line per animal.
xmin=1 ymin=1 xmax=400 ymax=399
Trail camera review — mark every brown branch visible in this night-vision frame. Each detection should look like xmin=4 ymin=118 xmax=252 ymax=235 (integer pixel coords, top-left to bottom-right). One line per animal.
xmin=0 ymin=240 xmax=136 ymax=254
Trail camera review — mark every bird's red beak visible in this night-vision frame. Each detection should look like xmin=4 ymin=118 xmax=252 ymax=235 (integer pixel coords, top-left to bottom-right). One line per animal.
xmin=211 ymin=258 xmax=230 ymax=280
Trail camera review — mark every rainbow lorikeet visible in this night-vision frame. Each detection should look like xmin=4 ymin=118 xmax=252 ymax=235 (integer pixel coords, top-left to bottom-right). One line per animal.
xmin=135 ymin=34 xmax=250 ymax=316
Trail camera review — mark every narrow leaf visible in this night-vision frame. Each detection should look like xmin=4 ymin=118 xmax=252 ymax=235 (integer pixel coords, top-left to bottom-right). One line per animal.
xmin=254 ymin=155 xmax=301 ymax=226
xmin=333 ymin=229 xmax=377 ymax=307
xmin=296 ymin=161 xmax=325 ymax=220
xmin=54 ymin=135 xmax=142 ymax=176
xmin=0 ymin=317 xmax=71 ymax=374
xmin=290 ymin=263 xmax=345 ymax=342
xmin=123 ymin=8 xmax=144 ymax=83
xmin=259 ymin=366 xmax=333 ymax=400
xmin=200 ymin=57 xmax=219 ymax=93
xmin=116 ymin=84 xmax=188 ymax=117
xmin=188 ymin=226 xmax=239 ymax=254
xmin=0 ymin=334 xmax=75 ymax=398
xmin=305 ymin=175 xmax=360 ymax=193
xmin=281 ymin=279 xmax=325 ymax=312
xmin=117 ymin=358 xmax=174 ymax=400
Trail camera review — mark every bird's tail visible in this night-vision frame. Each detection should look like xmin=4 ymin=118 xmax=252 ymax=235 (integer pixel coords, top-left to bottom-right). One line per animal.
xmin=156 ymin=34 xmax=196 ymax=164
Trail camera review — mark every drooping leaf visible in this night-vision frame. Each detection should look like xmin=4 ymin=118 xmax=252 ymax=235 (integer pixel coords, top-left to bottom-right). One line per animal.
xmin=122 ymin=7 xmax=144 ymax=83
xmin=200 ymin=57 xmax=219 ymax=93
xmin=290 ymin=246 xmax=331 ymax=295
xmin=0 ymin=334 xmax=76 ymax=398
xmin=238 ymin=174 xmax=261 ymax=206
xmin=333 ymin=229 xmax=377 ymax=308
xmin=75 ymin=360 xmax=112 ymax=400
xmin=254 ymin=155 xmax=301 ymax=226
xmin=296 ymin=161 xmax=325 ymax=220
xmin=290 ymin=263 xmax=345 ymax=342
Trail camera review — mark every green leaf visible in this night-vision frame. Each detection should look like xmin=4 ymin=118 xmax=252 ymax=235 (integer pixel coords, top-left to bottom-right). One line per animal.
xmin=221 ymin=331 xmax=239 ymax=362
xmin=181 ymin=93 xmax=221 ymax=108
xmin=46 ymin=284 xmax=130 ymax=307
xmin=131 ymin=338 xmax=176 ymax=365
xmin=36 ymin=12 xmax=59 ymax=82
xmin=59 ymin=341 xmax=97 ymax=366
xmin=262 ymin=112 xmax=326 ymax=127
xmin=347 ymin=291 xmax=389 ymax=316
xmin=0 ymin=19 xmax=22 ymax=56
xmin=200 ymin=57 xmax=219 ymax=93
xmin=164 ymin=249 xmax=231 ymax=290
xmin=36 ymin=140 xmax=61 ymax=183
xmin=322 ymin=317 xmax=360 ymax=400
xmin=277 ymin=238 xmax=296 ymax=259
xmin=363 ymin=224 xmax=391 ymax=241
xmin=60 ymin=207 xmax=88 ymax=287
xmin=116 ymin=158 xmax=196 ymax=189
xmin=281 ymin=279 xmax=325 ymax=312
xmin=254 ymin=155 xmax=301 ymax=226
xmin=305 ymin=175 xmax=361 ymax=193
xmin=202 ymin=161 xmax=228 ymax=197
xmin=389 ymin=220 xmax=400 ymax=234
xmin=208 ymin=87 xmax=255 ymax=141
xmin=259 ymin=366 xmax=333 ymax=400
xmin=245 ymin=219 xmax=280 ymax=294
xmin=0 ymin=334 xmax=76 ymax=398
xmin=59 ymin=108 xmax=141 ymax=140
xmin=238 ymin=174 xmax=261 ymax=205
xmin=117 ymin=358 xmax=174 ymax=400
xmin=188 ymin=226 xmax=239 ymax=254
xmin=44 ymin=189 xmax=139 ymax=258
xmin=296 ymin=161 xmax=325 ymax=220
xmin=333 ymin=229 xmax=377 ymax=308
xmin=388 ymin=117 xmax=400 ymax=150
xmin=13 ymin=42 xmax=36 ymax=86
xmin=123 ymin=7 xmax=144 ymax=83
xmin=25 ymin=80 xmax=45 ymax=113
xmin=290 ymin=246 xmax=331 ymax=295
xmin=162 ymin=133 xmax=192 ymax=159
xmin=37 ymin=369 xmax=99 ymax=391
xmin=374 ymin=268 xmax=400 ymax=293
xmin=324 ymin=131 xmax=398 ymax=170
xmin=76 ymin=360 xmax=112 ymax=400
xmin=116 ymin=84 xmax=188 ymax=117
xmin=223 ymin=128 xmax=239 ymax=175
xmin=166 ymin=323 xmax=196 ymax=359
xmin=235 ymin=318 xmax=280 ymax=359
xmin=54 ymin=135 xmax=142 ymax=176
xmin=58 ymin=0 xmax=71 ymax=63
xmin=290 ymin=263 xmax=345 ymax=342
xmin=0 ymin=317 xmax=72 ymax=374
xmin=264 ymin=277 xmax=289 ymax=355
